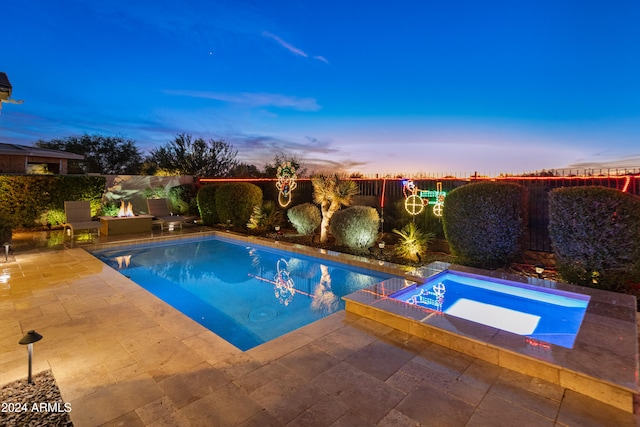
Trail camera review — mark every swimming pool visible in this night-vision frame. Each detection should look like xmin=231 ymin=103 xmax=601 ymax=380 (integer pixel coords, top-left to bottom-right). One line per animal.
xmin=390 ymin=270 xmax=590 ymax=348
xmin=92 ymin=236 xmax=396 ymax=350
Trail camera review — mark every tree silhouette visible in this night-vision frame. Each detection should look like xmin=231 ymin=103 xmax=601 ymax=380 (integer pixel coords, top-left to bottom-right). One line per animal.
xmin=36 ymin=134 xmax=142 ymax=174
xmin=147 ymin=133 xmax=238 ymax=177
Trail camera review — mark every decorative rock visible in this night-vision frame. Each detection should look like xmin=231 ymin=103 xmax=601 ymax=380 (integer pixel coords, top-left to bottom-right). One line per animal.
xmin=0 ymin=370 xmax=73 ymax=426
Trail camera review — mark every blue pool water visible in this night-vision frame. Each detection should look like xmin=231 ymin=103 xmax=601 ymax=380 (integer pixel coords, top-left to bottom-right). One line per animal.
xmin=391 ymin=270 xmax=590 ymax=348
xmin=92 ymin=236 xmax=396 ymax=350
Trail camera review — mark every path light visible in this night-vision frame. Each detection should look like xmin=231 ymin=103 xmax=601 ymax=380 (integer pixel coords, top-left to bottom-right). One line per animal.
xmin=19 ymin=330 xmax=43 ymax=384
xmin=4 ymin=243 xmax=9 ymax=261
xmin=535 ymin=265 xmax=545 ymax=279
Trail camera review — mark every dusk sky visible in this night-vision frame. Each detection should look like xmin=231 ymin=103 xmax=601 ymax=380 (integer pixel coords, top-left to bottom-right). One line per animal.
xmin=3 ymin=1 xmax=640 ymax=175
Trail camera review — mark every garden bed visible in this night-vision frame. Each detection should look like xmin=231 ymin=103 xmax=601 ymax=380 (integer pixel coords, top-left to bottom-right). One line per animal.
xmin=266 ymin=229 xmax=561 ymax=282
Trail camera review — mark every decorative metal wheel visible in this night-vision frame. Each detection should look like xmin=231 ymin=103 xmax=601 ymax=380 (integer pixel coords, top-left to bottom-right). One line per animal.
xmin=432 ymin=202 xmax=444 ymax=217
xmin=405 ymin=194 xmax=424 ymax=215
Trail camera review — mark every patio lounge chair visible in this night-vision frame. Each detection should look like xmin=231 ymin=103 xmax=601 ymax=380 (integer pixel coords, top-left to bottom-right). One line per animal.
xmin=147 ymin=198 xmax=186 ymax=231
xmin=63 ymin=201 xmax=101 ymax=240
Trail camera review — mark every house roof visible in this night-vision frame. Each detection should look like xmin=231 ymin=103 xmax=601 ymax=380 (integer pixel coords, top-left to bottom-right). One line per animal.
xmin=0 ymin=72 xmax=12 ymax=101
xmin=0 ymin=143 xmax=85 ymax=160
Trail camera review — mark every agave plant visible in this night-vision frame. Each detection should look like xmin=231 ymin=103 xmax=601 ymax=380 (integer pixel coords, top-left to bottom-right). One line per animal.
xmin=392 ymin=222 xmax=434 ymax=262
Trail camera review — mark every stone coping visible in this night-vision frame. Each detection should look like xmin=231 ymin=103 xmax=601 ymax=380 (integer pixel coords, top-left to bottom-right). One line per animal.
xmin=83 ymin=231 xmax=639 ymax=412
xmin=344 ymin=262 xmax=639 ymax=413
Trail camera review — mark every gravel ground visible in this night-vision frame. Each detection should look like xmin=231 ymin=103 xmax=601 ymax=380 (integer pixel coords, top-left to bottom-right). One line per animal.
xmin=0 ymin=370 xmax=73 ymax=427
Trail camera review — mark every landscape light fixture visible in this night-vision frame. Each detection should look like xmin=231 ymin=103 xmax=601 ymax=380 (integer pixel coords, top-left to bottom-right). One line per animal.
xmin=535 ymin=265 xmax=545 ymax=278
xmin=3 ymin=243 xmax=9 ymax=261
xmin=19 ymin=330 xmax=43 ymax=384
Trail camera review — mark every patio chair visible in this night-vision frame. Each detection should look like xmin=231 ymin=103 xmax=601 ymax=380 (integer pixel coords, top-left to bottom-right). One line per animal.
xmin=147 ymin=198 xmax=186 ymax=231
xmin=63 ymin=201 xmax=101 ymax=240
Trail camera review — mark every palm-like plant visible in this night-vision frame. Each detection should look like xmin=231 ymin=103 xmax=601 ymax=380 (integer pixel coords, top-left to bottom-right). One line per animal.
xmin=393 ymin=222 xmax=434 ymax=262
xmin=247 ymin=201 xmax=282 ymax=231
xmin=311 ymin=175 xmax=359 ymax=243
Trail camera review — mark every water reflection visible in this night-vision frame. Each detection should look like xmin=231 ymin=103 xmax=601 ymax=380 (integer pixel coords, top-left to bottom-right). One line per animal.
xmin=311 ymin=264 xmax=339 ymax=315
xmin=406 ymin=282 xmax=446 ymax=312
xmin=273 ymin=259 xmax=295 ymax=306
xmin=102 ymin=239 xmax=387 ymax=314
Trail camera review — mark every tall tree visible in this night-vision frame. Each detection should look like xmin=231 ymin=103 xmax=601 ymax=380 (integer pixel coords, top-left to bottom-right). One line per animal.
xmin=36 ymin=134 xmax=142 ymax=174
xmin=312 ymin=175 xmax=359 ymax=243
xmin=263 ymin=152 xmax=308 ymax=177
xmin=229 ymin=162 xmax=265 ymax=178
xmin=147 ymin=133 xmax=238 ymax=177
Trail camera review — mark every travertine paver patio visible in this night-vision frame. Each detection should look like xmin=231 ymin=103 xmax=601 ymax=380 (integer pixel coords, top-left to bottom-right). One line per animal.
xmin=1 ymin=230 xmax=639 ymax=426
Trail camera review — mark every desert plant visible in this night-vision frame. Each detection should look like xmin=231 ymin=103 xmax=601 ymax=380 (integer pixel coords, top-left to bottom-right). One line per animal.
xmin=312 ymin=175 xmax=359 ymax=243
xmin=247 ymin=201 xmax=283 ymax=232
xmin=215 ymin=182 xmax=263 ymax=229
xmin=548 ymin=186 xmax=640 ymax=292
xmin=442 ymin=182 xmax=527 ymax=268
xmin=393 ymin=222 xmax=434 ymax=262
xmin=329 ymin=206 xmax=380 ymax=249
xmin=287 ymin=203 xmax=321 ymax=235
xmin=197 ymin=185 xmax=218 ymax=225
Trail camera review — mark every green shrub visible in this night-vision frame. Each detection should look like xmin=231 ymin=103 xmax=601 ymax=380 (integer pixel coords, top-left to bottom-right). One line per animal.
xmin=215 ymin=183 xmax=263 ymax=229
xmin=0 ymin=213 xmax=12 ymax=244
xmin=548 ymin=186 xmax=640 ymax=292
xmin=0 ymin=175 xmax=105 ymax=228
xmin=197 ymin=185 xmax=218 ymax=226
xmin=168 ymin=184 xmax=197 ymax=215
xmin=442 ymin=182 xmax=527 ymax=268
xmin=99 ymin=203 xmax=120 ymax=217
xmin=45 ymin=208 xmax=66 ymax=227
xmin=287 ymin=203 xmax=321 ymax=235
xmin=393 ymin=222 xmax=434 ymax=262
xmin=247 ymin=201 xmax=283 ymax=232
xmin=142 ymin=186 xmax=167 ymax=200
xmin=329 ymin=206 xmax=380 ymax=249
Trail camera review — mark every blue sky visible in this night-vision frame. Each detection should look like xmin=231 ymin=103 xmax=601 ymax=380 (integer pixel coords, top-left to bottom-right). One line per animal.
xmin=3 ymin=0 xmax=639 ymax=175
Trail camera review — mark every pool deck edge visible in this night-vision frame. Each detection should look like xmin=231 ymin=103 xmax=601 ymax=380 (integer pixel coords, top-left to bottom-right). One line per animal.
xmin=344 ymin=262 xmax=640 ymax=414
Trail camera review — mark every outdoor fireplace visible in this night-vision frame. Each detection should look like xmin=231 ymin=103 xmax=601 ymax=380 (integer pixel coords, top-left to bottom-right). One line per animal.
xmin=99 ymin=201 xmax=153 ymax=235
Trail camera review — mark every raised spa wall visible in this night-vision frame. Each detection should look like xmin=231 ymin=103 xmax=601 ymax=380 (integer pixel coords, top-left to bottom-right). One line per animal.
xmin=344 ymin=262 xmax=639 ymax=413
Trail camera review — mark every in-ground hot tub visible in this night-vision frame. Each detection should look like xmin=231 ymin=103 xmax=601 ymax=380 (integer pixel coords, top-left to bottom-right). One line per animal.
xmin=344 ymin=262 xmax=638 ymax=413
xmin=389 ymin=269 xmax=590 ymax=349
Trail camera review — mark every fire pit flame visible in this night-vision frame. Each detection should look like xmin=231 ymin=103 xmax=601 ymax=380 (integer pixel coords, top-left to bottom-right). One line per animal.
xmin=117 ymin=201 xmax=135 ymax=217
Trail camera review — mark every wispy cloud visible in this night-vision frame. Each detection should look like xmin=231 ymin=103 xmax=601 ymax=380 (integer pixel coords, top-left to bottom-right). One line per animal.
xmin=166 ymin=90 xmax=321 ymax=111
xmin=262 ymin=31 xmax=329 ymax=64
xmin=262 ymin=31 xmax=307 ymax=57
xmin=567 ymin=155 xmax=640 ymax=170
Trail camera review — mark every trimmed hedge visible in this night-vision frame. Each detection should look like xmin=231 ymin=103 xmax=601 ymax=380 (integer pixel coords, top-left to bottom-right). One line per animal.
xmin=287 ymin=203 xmax=321 ymax=235
xmin=215 ymin=182 xmax=263 ymax=229
xmin=329 ymin=206 xmax=380 ymax=249
xmin=197 ymin=185 xmax=218 ymax=226
xmin=548 ymin=186 xmax=640 ymax=292
xmin=442 ymin=181 xmax=528 ymax=268
xmin=0 ymin=175 xmax=105 ymax=228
